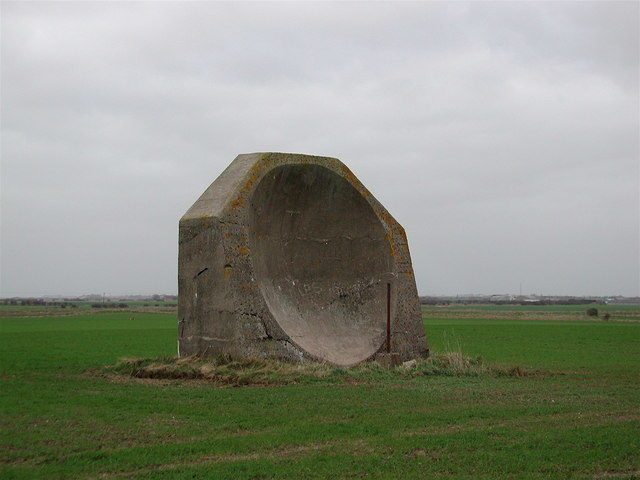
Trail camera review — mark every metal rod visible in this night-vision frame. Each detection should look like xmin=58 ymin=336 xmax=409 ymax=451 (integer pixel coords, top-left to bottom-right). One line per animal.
xmin=386 ymin=282 xmax=391 ymax=353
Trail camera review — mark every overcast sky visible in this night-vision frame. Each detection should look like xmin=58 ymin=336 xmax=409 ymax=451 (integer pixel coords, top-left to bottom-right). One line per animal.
xmin=1 ymin=1 xmax=638 ymax=297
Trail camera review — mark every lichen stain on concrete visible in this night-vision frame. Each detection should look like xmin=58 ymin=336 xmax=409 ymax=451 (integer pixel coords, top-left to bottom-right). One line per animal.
xmin=178 ymin=152 xmax=428 ymax=366
xmin=223 ymin=265 xmax=233 ymax=279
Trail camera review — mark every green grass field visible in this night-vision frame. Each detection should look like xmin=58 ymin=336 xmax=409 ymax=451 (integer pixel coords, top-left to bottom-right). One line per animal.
xmin=1 ymin=308 xmax=639 ymax=479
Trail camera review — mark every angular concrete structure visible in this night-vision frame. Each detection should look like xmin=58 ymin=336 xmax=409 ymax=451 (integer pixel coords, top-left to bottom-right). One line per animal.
xmin=178 ymin=153 xmax=428 ymax=366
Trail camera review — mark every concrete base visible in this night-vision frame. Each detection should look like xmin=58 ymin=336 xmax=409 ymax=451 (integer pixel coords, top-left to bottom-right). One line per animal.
xmin=377 ymin=353 xmax=402 ymax=369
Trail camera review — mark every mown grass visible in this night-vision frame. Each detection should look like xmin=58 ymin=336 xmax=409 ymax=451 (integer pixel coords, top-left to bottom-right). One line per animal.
xmin=423 ymin=303 xmax=640 ymax=313
xmin=1 ymin=308 xmax=639 ymax=479
xmin=422 ymin=303 xmax=640 ymax=325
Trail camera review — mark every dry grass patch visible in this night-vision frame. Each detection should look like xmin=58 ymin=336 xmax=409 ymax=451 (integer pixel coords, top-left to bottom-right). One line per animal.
xmin=103 ymin=352 xmax=541 ymax=386
xmin=106 ymin=355 xmax=334 ymax=386
xmin=421 ymin=351 xmax=535 ymax=377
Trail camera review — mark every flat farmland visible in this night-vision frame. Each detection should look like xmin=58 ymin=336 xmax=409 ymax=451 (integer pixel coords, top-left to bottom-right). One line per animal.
xmin=1 ymin=306 xmax=638 ymax=479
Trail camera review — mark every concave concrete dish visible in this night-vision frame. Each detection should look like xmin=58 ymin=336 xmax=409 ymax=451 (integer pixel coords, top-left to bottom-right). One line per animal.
xmin=178 ymin=153 xmax=428 ymax=366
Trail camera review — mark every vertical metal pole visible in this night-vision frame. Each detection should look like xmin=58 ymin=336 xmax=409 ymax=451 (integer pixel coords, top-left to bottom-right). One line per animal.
xmin=386 ymin=283 xmax=391 ymax=353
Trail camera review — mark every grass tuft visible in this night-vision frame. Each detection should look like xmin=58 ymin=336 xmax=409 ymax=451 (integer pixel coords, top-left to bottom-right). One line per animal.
xmin=104 ymin=352 xmax=541 ymax=386
xmin=414 ymin=351 xmax=536 ymax=377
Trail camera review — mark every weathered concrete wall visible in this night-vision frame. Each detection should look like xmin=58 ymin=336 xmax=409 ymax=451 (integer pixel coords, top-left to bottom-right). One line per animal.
xmin=178 ymin=153 xmax=428 ymax=366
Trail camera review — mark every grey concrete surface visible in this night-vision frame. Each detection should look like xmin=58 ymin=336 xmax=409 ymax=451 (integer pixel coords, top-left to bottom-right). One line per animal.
xmin=178 ymin=153 xmax=428 ymax=366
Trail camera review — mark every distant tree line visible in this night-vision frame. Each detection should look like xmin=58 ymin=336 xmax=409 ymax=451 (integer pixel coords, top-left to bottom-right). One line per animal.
xmin=91 ymin=303 xmax=129 ymax=309
xmin=2 ymin=298 xmax=78 ymax=308
xmin=420 ymin=297 xmax=599 ymax=306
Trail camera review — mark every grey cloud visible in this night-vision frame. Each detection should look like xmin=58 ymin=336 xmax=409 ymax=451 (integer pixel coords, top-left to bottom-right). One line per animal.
xmin=1 ymin=1 xmax=638 ymax=296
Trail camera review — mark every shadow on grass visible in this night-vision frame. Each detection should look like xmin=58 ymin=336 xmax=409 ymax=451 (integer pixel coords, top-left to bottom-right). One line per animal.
xmin=102 ymin=352 xmax=548 ymax=387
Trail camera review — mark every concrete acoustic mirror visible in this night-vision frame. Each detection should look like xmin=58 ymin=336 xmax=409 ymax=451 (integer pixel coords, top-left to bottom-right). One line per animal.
xmin=178 ymin=152 xmax=428 ymax=366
